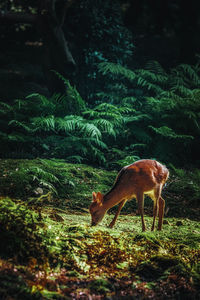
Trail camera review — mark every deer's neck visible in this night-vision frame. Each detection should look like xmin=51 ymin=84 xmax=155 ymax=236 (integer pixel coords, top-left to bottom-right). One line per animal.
xmin=102 ymin=186 xmax=123 ymax=210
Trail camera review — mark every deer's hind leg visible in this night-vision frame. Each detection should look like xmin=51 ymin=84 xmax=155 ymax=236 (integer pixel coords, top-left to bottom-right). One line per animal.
xmin=158 ymin=196 xmax=165 ymax=230
xmin=136 ymin=193 xmax=146 ymax=232
xmin=151 ymin=186 xmax=162 ymax=231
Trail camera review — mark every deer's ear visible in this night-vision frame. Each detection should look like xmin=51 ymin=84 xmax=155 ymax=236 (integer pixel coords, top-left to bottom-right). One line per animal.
xmin=96 ymin=192 xmax=103 ymax=203
xmin=92 ymin=192 xmax=97 ymax=202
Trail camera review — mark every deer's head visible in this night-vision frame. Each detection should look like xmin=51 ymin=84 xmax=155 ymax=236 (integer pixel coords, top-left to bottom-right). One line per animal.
xmin=89 ymin=192 xmax=106 ymax=226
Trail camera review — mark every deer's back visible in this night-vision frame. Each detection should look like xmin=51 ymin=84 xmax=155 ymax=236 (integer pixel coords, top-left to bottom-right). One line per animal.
xmin=115 ymin=159 xmax=169 ymax=195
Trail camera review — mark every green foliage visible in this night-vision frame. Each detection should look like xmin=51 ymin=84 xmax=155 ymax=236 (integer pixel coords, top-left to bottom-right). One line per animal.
xmin=0 ymin=77 xmax=141 ymax=165
xmin=167 ymin=165 xmax=200 ymax=210
xmin=0 ymin=270 xmax=41 ymax=300
xmin=0 ymin=198 xmax=47 ymax=262
xmin=65 ymin=0 xmax=134 ymax=102
xmin=89 ymin=278 xmax=113 ymax=293
xmin=0 ymin=86 xmax=109 ymax=164
xmin=1 ymin=159 xmax=200 ymax=220
xmin=149 ymin=125 xmax=193 ymax=140
xmin=1 ymin=58 xmax=200 ymax=166
xmin=0 ymin=159 xmax=63 ymax=198
xmin=53 ymin=72 xmax=86 ymax=114
xmin=0 ymin=159 xmax=116 ymax=207
xmin=97 ymin=59 xmax=200 ymax=165
xmin=0 ymin=157 xmax=200 ymax=298
xmin=0 ymin=206 xmax=199 ymax=299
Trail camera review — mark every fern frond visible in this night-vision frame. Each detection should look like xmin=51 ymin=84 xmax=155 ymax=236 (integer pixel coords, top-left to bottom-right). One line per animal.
xmin=31 ymin=116 xmax=56 ymax=131
xmin=14 ymin=99 xmax=28 ymax=110
xmin=116 ymin=155 xmax=141 ymax=167
xmin=56 ymin=115 xmax=102 ymax=139
xmin=83 ymin=103 xmax=123 ymax=122
xmin=149 ymin=126 xmax=194 ymax=140
xmin=6 ymin=133 xmax=35 ymax=142
xmin=81 ymin=123 xmax=102 ymax=140
xmin=130 ymin=126 xmax=152 ymax=143
xmin=85 ymin=137 xmax=107 ymax=149
xmin=9 ymin=120 xmax=36 ymax=132
xmin=121 ymin=97 xmax=137 ymax=105
xmin=53 ymin=71 xmax=86 ymax=112
xmin=124 ymin=114 xmax=151 ymax=123
xmin=29 ymin=166 xmax=59 ymax=183
xmin=170 ymin=85 xmax=193 ymax=97
xmin=56 ymin=115 xmax=84 ymax=132
xmin=145 ymin=60 xmax=167 ymax=75
xmin=137 ymin=69 xmax=168 ymax=83
xmin=66 ymin=155 xmax=84 ymax=163
xmin=0 ymin=102 xmax=12 ymax=114
xmin=98 ymin=62 xmax=136 ymax=81
xmin=88 ymin=144 xmax=106 ymax=164
xmin=128 ymin=143 xmax=146 ymax=149
xmin=174 ymin=64 xmax=200 ymax=86
xmin=26 ymin=93 xmax=51 ymax=107
xmin=94 ymin=102 xmax=120 ymax=112
xmin=92 ymin=119 xmax=116 ymax=137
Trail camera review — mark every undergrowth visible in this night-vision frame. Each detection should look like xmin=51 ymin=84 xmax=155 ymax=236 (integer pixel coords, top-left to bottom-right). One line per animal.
xmin=0 ymin=159 xmax=200 ymax=298
xmin=0 ymin=159 xmax=199 ymax=218
xmin=0 ymin=198 xmax=199 ymax=299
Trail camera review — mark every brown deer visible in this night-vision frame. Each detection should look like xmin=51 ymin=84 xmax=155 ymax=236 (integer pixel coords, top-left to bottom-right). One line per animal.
xmin=89 ymin=159 xmax=169 ymax=231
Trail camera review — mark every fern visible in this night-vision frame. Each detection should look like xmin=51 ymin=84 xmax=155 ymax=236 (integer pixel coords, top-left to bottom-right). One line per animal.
xmin=98 ymin=62 xmax=137 ymax=80
xmin=29 ymin=166 xmax=59 ymax=183
xmin=124 ymin=114 xmax=151 ymax=123
xmin=56 ymin=115 xmax=82 ymax=132
xmin=65 ymin=155 xmax=84 ymax=163
xmin=27 ymin=166 xmax=60 ymax=195
xmin=149 ymin=126 xmax=194 ymax=140
xmin=53 ymin=71 xmax=86 ymax=113
xmin=92 ymin=119 xmax=116 ymax=137
xmin=81 ymin=123 xmax=102 ymax=139
xmin=174 ymin=64 xmax=200 ymax=86
xmin=31 ymin=116 xmax=56 ymax=131
xmin=116 ymin=155 xmax=141 ymax=168
xmin=145 ymin=60 xmax=167 ymax=76
xmin=0 ymin=89 xmax=109 ymax=163
xmin=9 ymin=120 xmax=37 ymax=133
xmin=0 ymin=102 xmax=12 ymax=114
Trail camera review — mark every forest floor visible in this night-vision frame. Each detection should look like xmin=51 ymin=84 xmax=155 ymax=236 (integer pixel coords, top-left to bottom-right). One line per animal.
xmin=0 ymin=159 xmax=200 ymax=299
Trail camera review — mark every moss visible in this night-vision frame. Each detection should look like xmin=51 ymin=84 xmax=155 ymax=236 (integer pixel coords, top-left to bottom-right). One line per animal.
xmin=0 ymin=159 xmax=116 ymax=209
xmin=133 ymin=254 xmax=195 ymax=284
xmin=0 ymin=270 xmax=41 ymax=300
xmin=0 ymin=198 xmax=48 ymax=263
xmin=0 ymin=159 xmax=200 ymax=298
xmin=89 ymin=278 xmax=113 ymax=294
xmin=1 ymin=159 xmax=200 ymax=219
xmin=0 ymin=204 xmax=199 ymax=298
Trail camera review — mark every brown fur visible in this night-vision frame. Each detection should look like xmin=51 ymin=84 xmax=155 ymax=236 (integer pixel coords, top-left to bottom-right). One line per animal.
xmin=89 ymin=159 xmax=169 ymax=231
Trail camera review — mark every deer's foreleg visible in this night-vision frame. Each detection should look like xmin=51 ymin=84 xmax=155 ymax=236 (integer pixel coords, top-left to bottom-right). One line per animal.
xmin=108 ymin=199 xmax=126 ymax=228
xmin=151 ymin=199 xmax=158 ymax=231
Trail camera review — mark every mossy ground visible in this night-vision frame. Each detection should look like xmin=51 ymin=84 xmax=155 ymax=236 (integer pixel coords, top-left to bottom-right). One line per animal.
xmin=0 ymin=158 xmax=115 ymax=210
xmin=0 ymin=159 xmax=199 ymax=299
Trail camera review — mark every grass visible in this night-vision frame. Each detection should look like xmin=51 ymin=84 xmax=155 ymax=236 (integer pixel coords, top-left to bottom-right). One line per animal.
xmin=0 ymin=158 xmax=116 ymax=210
xmin=0 ymin=159 xmax=200 ymax=299
xmin=1 ymin=197 xmax=199 ymax=299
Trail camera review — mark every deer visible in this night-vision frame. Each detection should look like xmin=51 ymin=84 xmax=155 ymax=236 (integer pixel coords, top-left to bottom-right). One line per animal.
xmin=89 ymin=159 xmax=169 ymax=231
